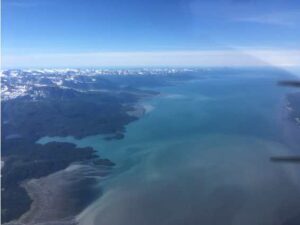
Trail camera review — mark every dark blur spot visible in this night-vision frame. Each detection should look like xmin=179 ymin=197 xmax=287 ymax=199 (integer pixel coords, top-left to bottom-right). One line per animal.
xmin=278 ymin=80 xmax=300 ymax=88
xmin=270 ymin=156 xmax=300 ymax=163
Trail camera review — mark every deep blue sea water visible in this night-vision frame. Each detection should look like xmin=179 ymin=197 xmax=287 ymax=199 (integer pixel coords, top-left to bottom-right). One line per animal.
xmin=38 ymin=70 xmax=300 ymax=225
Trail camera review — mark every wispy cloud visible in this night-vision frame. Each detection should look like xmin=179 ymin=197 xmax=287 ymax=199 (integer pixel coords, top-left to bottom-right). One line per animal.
xmin=3 ymin=50 xmax=300 ymax=68
xmin=236 ymin=11 xmax=300 ymax=27
xmin=190 ymin=0 xmax=300 ymax=27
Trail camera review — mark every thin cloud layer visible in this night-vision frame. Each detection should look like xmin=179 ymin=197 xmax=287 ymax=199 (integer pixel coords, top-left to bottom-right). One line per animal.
xmin=3 ymin=50 xmax=300 ymax=68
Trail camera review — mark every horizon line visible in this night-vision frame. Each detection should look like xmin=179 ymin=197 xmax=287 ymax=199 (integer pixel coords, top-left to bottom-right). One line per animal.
xmin=2 ymin=49 xmax=300 ymax=69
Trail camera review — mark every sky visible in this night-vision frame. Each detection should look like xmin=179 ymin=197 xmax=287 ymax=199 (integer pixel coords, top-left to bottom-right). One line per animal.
xmin=2 ymin=0 xmax=300 ymax=68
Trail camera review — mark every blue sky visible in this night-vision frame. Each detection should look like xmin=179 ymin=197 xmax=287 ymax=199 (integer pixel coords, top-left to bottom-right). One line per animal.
xmin=2 ymin=0 xmax=300 ymax=67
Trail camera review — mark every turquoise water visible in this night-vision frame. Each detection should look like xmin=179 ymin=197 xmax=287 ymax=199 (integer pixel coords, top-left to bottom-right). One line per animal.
xmin=39 ymin=72 xmax=300 ymax=225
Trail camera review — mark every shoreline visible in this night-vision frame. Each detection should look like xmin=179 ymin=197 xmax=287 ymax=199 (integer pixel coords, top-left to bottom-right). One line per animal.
xmin=4 ymin=163 xmax=111 ymax=225
xmin=1 ymin=141 xmax=115 ymax=224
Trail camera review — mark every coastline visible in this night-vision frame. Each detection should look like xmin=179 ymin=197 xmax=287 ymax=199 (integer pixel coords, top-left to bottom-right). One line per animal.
xmin=1 ymin=71 xmax=161 ymax=223
xmin=4 ymin=162 xmax=113 ymax=225
xmin=1 ymin=142 xmax=115 ymax=225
